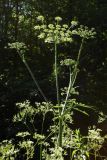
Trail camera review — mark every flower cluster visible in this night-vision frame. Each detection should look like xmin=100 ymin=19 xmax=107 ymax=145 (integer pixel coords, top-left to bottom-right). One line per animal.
xmin=16 ymin=131 xmax=30 ymax=138
xmin=8 ymin=42 xmax=27 ymax=53
xmin=87 ymin=126 xmax=105 ymax=150
xmin=19 ymin=140 xmax=34 ymax=159
xmin=37 ymin=15 xmax=45 ymax=22
xmin=34 ymin=16 xmax=96 ymax=44
xmin=0 ymin=140 xmax=19 ymax=159
xmin=71 ymin=20 xmax=78 ymax=27
xmin=43 ymin=145 xmax=63 ymax=160
xmin=13 ymin=101 xmax=54 ymax=123
xmin=34 ymin=16 xmax=77 ymax=44
xmin=77 ymin=25 xmax=96 ymax=39
xmin=19 ymin=140 xmax=34 ymax=149
xmin=60 ymin=59 xmax=76 ymax=67
xmin=98 ymin=111 xmax=107 ymax=123
xmin=13 ymin=100 xmax=36 ymax=122
xmin=33 ymin=133 xmax=45 ymax=143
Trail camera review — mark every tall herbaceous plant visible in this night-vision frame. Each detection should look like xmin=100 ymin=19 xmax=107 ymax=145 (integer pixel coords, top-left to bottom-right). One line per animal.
xmin=1 ymin=16 xmax=106 ymax=160
xmin=34 ymin=15 xmax=95 ymax=148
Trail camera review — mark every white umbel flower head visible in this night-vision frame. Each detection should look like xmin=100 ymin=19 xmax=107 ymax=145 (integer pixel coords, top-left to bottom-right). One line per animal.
xmin=55 ymin=16 xmax=62 ymax=22
xmin=37 ymin=15 xmax=44 ymax=22
xmin=71 ymin=20 xmax=78 ymax=27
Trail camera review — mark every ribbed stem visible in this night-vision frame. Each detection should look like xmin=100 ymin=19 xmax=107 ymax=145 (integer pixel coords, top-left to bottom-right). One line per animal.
xmin=55 ymin=42 xmax=60 ymax=105
xmin=54 ymin=42 xmax=63 ymax=147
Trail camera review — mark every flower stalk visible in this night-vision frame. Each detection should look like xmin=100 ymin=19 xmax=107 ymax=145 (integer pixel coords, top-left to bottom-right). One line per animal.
xmin=61 ymin=38 xmax=84 ymax=115
xmin=19 ymin=53 xmax=48 ymax=102
xmin=55 ymin=42 xmax=60 ymax=106
xmin=54 ymin=41 xmax=63 ymax=147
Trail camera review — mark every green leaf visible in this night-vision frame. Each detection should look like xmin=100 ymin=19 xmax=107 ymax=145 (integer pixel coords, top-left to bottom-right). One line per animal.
xmin=73 ymin=108 xmax=89 ymax=116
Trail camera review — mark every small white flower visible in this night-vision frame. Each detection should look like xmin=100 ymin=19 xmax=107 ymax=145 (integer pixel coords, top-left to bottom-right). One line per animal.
xmin=16 ymin=131 xmax=30 ymax=137
xmin=61 ymin=28 xmax=66 ymax=31
xmin=71 ymin=20 xmax=78 ymax=27
xmin=63 ymin=24 xmax=68 ymax=28
xmin=66 ymin=37 xmax=72 ymax=42
xmin=41 ymin=25 xmax=47 ymax=29
xmin=60 ymin=31 xmax=64 ymax=36
xmin=45 ymin=37 xmax=53 ymax=43
xmin=56 ymin=25 xmax=61 ymax=29
xmin=72 ymin=30 xmax=78 ymax=35
xmin=37 ymin=15 xmax=44 ymax=22
xmin=38 ymin=33 xmax=45 ymax=39
xmin=48 ymin=24 xmax=54 ymax=29
xmin=55 ymin=16 xmax=62 ymax=22
xmin=34 ymin=25 xmax=40 ymax=30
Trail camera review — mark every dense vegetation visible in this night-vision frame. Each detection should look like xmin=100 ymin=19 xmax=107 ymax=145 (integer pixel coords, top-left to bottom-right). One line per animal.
xmin=0 ymin=0 xmax=107 ymax=159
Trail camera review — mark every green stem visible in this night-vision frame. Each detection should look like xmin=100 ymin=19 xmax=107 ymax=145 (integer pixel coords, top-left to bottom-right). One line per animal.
xmin=77 ymin=38 xmax=84 ymax=64
xmin=39 ymin=144 xmax=42 ymax=160
xmin=54 ymin=42 xmax=63 ymax=147
xmin=71 ymin=38 xmax=84 ymax=87
xmin=95 ymin=151 xmax=96 ymax=160
xmin=55 ymin=42 xmax=60 ymax=105
xmin=18 ymin=53 xmax=48 ymax=102
xmin=18 ymin=52 xmax=48 ymax=160
xmin=61 ymin=66 xmax=72 ymax=114
xmin=40 ymin=113 xmax=46 ymax=160
xmin=61 ymin=38 xmax=84 ymax=115
xmin=58 ymin=117 xmax=63 ymax=147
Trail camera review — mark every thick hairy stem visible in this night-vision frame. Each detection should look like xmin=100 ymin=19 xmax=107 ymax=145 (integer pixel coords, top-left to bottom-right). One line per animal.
xmin=54 ymin=42 xmax=63 ymax=147
xmin=62 ymin=38 xmax=84 ymax=115
xmin=55 ymin=42 xmax=60 ymax=105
